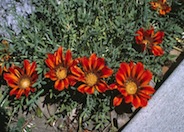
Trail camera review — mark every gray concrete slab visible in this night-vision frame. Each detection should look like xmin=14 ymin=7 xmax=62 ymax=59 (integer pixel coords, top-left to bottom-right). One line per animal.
xmin=123 ymin=59 xmax=184 ymax=132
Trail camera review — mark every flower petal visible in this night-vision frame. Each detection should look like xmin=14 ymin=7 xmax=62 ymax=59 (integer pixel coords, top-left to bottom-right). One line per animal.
xmin=78 ymin=84 xmax=87 ymax=94
xmin=115 ymin=73 xmax=125 ymax=86
xmin=63 ymin=78 xmax=69 ymax=89
xmin=70 ymin=66 xmax=83 ymax=77
xmin=139 ymin=96 xmax=148 ymax=107
xmin=81 ymin=57 xmax=90 ymax=72
xmin=24 ymin=60 xmax=31 ymax=75
xmin=100 ymin=66 xmax=113 ymax=78
xmin=124 ymin=95 xmax=133 ymax=103
xmin=16 ymin=89 xmax=24 ymax=99
xmin=45 ymin=71 xmax=57 ymax=81
xmin=146 ymin=27 xmax=154 ymax=37
xmin=120 ymin=62 xmax=130 ymax=78
xmin=28 ymin=61 xmax=37 ymax=76
xmin=153 ymin=31 xmax=164 ymax=44
xmin=6 ymin=79 xmax=19 ymax=89
xmin=96 ymin=58 xmax=105 ymax=71
xmin=45 ymin=54 xmax=56 ymax=69
xmin=85 ymin=86 xmax=95 ymax=94
xmin=10 ymin=88 xmax=18 ymax=96
xmin=4 ymin=73 xmax=19 ymax=83
xmin=135 ymin=28 xmax=144 ymax=44
xmin=131 ymin=62 xmax=144 ymax=79
xmin=96 ymin=81 xmax=108 ymax=93
xmin=109 ymin=83 xmax=118 ymax=90
xmin=113 ymin=95 xmax=123 ymax=106
xmin=55 ymin=47 xmax=63 ymax=66
xmin=151 ymin=45 xmax=164 ymax=56
xmin=139 ymin=70 xmax=152 ymax=86
xmin=67 ymin=74 xmax=78 ymax=86
xmin=54 ymin=80 xmax=65 ymax=91
xmin=138 ymin=92 xmax=151 ymax=99
xmin=89 ymin=53 xmax=97 ymax=70
xmin=24 ymin=87 xmax=31 ymax=97
xmin=132 ymin=95 xmax=141 ymax=108
xmin=65 ymin=50 xmax=72 ymax=67
xmin=140 ymin=86 xmax=155 ymax=95
xmin=117 ymin=87 xmax=127 ymax=96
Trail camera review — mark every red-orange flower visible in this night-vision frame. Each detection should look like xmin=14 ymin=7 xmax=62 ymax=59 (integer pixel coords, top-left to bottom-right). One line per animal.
xmin=135 ymin=27 xmax=164 ymax=56
xmin=45 ymin=47 xmax=77 ymax=91
xmin=112 ymin=62 xmax=155 ymax=108
xmin=3 ymin=60 xmax=38 ymax=99
xmin=150 ymin=0 xmax=171 ymax=15
xmin=71 ymin=53 xmax=113 ymax=94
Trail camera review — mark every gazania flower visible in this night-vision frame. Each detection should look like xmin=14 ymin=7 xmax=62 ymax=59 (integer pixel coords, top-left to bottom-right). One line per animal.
xmin=71 ymin=53 xmax=113 ymax=94
xmin=135 ymin=27 xmax=164 ymax=56
xmin=3 ymin=60 xmax=38 ymax=99
xmin=112 ymin=62 xmax=155 ymax=108
xmin=150 ymin=0 xmax=171 ymax=15
xmin=45 ymin=46 xmax=77 ymax=91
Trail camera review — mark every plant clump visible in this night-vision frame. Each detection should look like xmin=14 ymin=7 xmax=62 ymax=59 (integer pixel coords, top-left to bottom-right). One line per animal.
xmin=0 ymin=0 xmax=183 ymax=131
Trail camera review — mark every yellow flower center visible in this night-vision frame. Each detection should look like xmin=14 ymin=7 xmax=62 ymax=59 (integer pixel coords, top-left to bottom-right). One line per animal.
xmin=142 ymin=39 xmax=151 ymax=45
xmin=19 ymin=77 xmax=31 ymax=89
xmin=143 ymin=36 xmax=154 ymax=49
xmin=125 ymin=81 xmax=137 ymax=95
xmin=56 ymin=67 xmax=67 ymax=80
xmin=85 ymin=73 xmax=98 ymax=86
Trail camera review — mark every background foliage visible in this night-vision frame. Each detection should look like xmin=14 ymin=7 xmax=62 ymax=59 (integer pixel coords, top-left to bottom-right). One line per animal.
xmin=0 ymin=0 xmax=183 ymax=131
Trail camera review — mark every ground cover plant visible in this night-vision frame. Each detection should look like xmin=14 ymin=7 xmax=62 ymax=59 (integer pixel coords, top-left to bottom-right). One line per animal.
xmin=0 ymin=0 xmax=183 ymax=131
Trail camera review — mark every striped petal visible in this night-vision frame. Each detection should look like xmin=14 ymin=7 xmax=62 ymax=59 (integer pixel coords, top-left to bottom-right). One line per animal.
xmin=153 ymin=31 xmax=164 ymax=44
xmin=4 ymin=73 xmax=19 ymax=83
xmin=135 ymin=28 xmax=144 ymax=44
xmin=131 ymin=62 xmax=144 ymax=79
xmin=115 ymin=73 xmax=125 ymax=86
xmin=96 ymin=80 xmax=108 ymax=93
xmin=151 ymin=45 xmax=164 ymax=56
xmin=85 ymin=86 xmax=95 ymax=94
xmin=89 ymin=53 xmax=97 ymax=70
xmin=55 ymin=47 xmax=63 ymax=66
xmin=140 ymin=86 xmax=155 ymax=95
xmin=132 ymin=95 xmax=141 ymax=108
xmin=124 ymin=95 xmax=133 ymax=103
xmin=16 ymin=89 xmax=24 ymax=99
xmin=81 ymin=57 xmax=89 ymax=72
xmin=45 ymin=54 xmax=56 ymax=69
xmin=10 ymin=88 xmax=18 ymax=96
xmin=146 ymin=27 xmax=154 ymax=37
xmin=78 ymin=84 xmax=87 ymax=94
xmin=139 ymin=70 xmax=152 ymax=86
xmin=113 ymin=95 xmax=123 ymax=106
xmin=71 ymin=66 xmax=85 ymax=79
xmin=54 ymin=80 xmax=65 ymax=91
xmin=95 ymin=58 xmax=105 ymax=71
xmin=120 ymin=62 xmax=130 ymax=78
xmin=63 ymin=78 xmax=69 ymax=89
xmin=45 ymin=71 xmax=57 ymax=81
xmin=100 ymin=66 xmax=113 ymax=78
xmin=65 ymin=50 xmax=72 ymax=67
xmin=139 ymin=96 xmax=148 ymax=107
